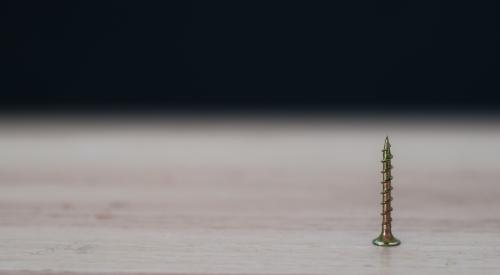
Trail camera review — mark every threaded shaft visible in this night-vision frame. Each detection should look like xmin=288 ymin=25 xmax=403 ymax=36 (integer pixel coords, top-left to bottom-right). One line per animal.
xmin=381 ymin=136 xmax=393 ymax=234
xmin=372 ymin=136 xmax=400 ymax=246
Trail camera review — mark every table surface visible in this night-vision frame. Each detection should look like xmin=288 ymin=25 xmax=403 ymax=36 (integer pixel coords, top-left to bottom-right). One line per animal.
xmin=1 ymin=116 xmax=500 ymax=275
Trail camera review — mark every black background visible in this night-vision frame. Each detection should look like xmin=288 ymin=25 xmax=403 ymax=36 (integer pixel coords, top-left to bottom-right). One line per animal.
xmin=1 ymin=1 xmax=499 ymax=113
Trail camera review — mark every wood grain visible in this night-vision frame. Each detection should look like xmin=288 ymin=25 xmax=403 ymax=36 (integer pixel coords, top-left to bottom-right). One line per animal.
xmin=0 ymin=117 xmax=500 ymax=274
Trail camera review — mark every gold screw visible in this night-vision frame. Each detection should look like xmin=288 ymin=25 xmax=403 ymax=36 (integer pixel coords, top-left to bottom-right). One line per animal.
xmin=373 ymin=136 xmax=401 ymax=246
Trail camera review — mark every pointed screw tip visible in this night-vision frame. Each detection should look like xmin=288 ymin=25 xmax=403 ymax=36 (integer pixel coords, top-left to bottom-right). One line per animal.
xmin=384 ymin=136 xmax=391 ymax=149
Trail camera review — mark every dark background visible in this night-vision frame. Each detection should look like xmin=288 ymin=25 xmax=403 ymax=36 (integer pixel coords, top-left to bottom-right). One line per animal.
xmin=1 ymin=0 xmax=498 ymax=113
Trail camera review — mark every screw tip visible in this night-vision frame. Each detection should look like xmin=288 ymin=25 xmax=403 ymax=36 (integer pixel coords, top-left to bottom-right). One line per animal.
xmin=384 ymin=136 xmax=391 ymax=149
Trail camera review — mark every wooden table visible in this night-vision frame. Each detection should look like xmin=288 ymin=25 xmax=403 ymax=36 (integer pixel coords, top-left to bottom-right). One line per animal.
xmin=1 ymin=116 xmax=499 ymax=274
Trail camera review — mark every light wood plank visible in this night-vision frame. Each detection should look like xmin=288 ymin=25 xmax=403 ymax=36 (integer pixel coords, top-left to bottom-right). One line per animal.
xmin=0 ymin=117 xmax=500 ymax=274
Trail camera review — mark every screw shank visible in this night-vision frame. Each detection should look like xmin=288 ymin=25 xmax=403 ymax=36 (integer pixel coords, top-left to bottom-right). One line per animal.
xmin=374 ymin=137 xmax=400 ymax=246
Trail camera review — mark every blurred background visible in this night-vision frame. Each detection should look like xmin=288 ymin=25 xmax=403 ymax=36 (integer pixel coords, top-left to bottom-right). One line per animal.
xmin=1 ymin=0 xmax=498 ymax=114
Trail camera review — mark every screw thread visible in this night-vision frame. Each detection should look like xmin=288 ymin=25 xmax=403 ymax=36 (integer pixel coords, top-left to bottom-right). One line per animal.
xmin=372 ymin=136 xmax=400 ymax=246
xmin=380 ymin=136 xmax=393 ymax=233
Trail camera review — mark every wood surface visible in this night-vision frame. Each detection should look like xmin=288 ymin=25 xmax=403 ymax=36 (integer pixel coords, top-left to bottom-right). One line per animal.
xmin=0 ymin=116 xmax=499 ymax=274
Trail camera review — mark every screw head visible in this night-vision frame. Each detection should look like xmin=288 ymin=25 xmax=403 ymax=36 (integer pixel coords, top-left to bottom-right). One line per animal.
xmin=372 ymin=234 xmax=401 ymax=247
